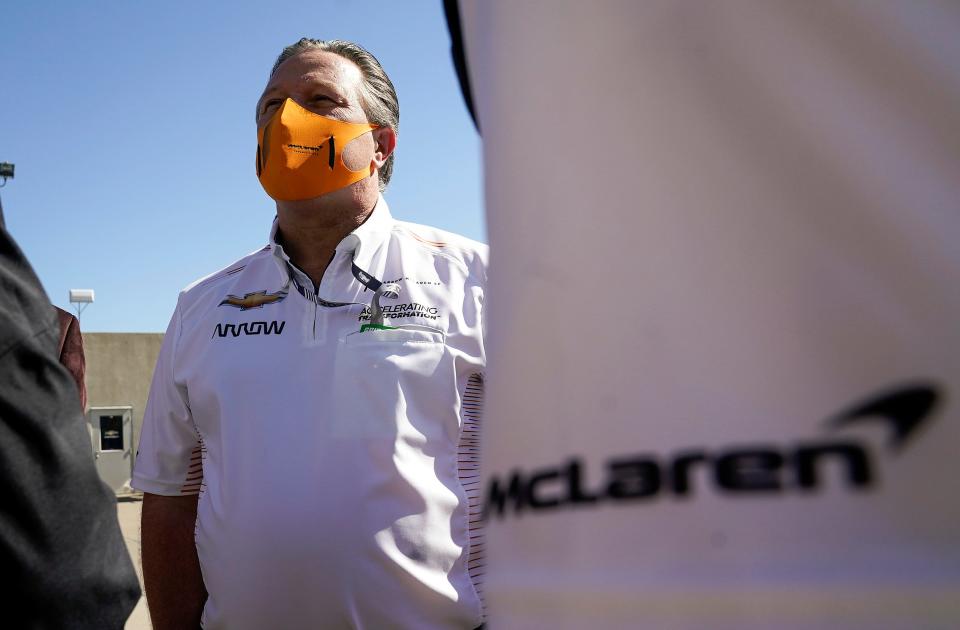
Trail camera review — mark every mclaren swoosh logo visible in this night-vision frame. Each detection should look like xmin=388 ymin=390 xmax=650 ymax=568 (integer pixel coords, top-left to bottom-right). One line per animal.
xmin=218 ymin=290 xmax=288 ymax=310
xmin=484 ymin=381 xmax=946 ymax=519
xmin=828 ymin=383 xmax=939 ymax=452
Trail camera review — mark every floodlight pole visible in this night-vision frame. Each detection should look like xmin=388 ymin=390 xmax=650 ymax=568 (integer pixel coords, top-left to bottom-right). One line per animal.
xmin=74 ymin=302 xmax=91 ymax=321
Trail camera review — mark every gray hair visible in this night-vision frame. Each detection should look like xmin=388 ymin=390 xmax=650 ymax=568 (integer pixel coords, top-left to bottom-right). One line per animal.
xmin=270 ymin=38 xmax=399 ymax=191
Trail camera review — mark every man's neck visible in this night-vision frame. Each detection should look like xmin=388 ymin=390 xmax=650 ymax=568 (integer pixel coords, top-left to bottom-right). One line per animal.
xmin=275 ymin=185 xmax=378 ymax=290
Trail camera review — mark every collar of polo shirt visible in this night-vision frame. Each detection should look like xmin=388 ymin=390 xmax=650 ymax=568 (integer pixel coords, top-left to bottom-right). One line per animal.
xmin=269 ymin=194 xmax=395 ymax=295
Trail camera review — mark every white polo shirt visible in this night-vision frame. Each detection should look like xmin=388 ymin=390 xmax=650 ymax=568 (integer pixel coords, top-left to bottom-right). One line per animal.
xmin=133 ymin=197 xmax=487 ymax=630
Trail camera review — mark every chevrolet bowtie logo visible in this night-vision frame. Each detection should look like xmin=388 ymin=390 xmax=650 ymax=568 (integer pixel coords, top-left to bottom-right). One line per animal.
xmin=218 ymin=290 xmax=287 ymax=310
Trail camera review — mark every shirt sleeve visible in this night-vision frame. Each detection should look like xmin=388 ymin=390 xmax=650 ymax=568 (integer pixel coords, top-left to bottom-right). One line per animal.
xmin=132 ymin=294 xmax=204 ymax=496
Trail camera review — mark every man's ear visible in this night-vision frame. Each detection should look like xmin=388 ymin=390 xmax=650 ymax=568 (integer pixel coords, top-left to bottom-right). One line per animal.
xmin=372 ymin=126 xmax=397 ymax=168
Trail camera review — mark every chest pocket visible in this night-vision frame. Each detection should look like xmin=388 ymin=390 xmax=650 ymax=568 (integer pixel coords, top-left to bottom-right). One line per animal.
xmin=331 ymin=325 xmax=458 ymax=446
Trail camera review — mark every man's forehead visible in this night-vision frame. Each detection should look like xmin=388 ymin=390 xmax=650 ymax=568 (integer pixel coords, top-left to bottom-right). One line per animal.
xmin=264 ymin=50 xmax=362 ymax=94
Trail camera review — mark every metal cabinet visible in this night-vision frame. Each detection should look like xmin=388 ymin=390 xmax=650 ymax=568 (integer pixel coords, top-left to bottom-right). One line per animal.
xmin=87 ymin=406 xmax=133 ymax=493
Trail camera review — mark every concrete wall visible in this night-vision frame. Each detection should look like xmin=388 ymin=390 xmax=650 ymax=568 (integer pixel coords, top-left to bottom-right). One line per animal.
xmin=83 ymin=333 xmax=164 ymax=470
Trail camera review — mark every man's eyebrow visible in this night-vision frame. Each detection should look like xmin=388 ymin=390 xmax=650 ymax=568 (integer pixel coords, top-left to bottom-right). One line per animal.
xmin=259 ymin=87 xmax=282 ymax=100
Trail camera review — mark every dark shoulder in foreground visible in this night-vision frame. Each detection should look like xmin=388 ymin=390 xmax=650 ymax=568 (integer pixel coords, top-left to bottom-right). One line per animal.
xmin=0 ymin=226 xmax=142 ymax=626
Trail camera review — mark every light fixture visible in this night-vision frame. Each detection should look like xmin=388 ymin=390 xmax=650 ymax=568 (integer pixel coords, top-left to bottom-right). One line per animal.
xmin=0 ymin=162 xmax=13 ymax=187
xmin=69 ymin=289 xmax=95 ymax=323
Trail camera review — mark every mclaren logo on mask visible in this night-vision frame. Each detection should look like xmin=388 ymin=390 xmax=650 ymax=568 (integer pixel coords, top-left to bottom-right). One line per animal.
xmin=484 ymin=383 xmax=942 ymax=520
xmin=218 ymin=290 xmax=287 ymax=310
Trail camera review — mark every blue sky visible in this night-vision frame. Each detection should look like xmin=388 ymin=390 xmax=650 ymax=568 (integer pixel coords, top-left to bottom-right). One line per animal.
xmin=1 ymin=1 xmax=483 ymax=332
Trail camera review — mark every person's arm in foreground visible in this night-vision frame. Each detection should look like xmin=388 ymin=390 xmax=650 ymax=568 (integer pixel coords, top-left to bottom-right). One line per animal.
xmin=0 ymin=225 xmax=141 ymax=627
xmin=142 ymin=492 xmax=206 ymax=630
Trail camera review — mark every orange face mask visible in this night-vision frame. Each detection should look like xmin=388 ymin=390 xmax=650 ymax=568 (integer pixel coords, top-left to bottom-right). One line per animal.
xmin=256 ymin=98 xmax=379 ymax=201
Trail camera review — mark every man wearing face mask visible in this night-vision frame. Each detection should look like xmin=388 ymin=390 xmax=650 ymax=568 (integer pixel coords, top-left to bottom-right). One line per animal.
xmin=133 ymin=39 xmax=487 ymax=630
